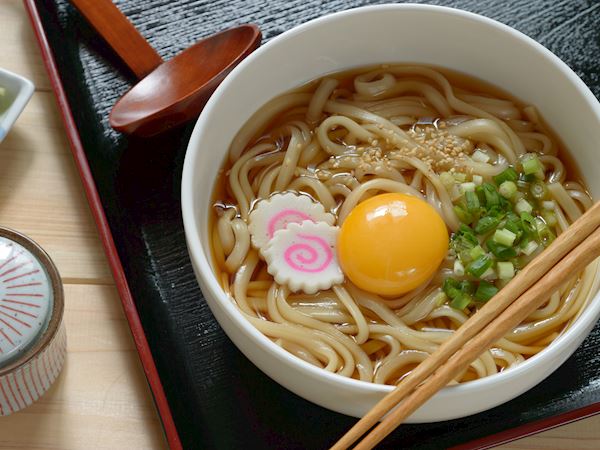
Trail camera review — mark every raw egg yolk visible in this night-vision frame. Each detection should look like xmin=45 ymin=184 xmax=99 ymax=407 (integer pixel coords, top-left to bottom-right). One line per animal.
xmin=338 ymin=193 xmax=449 ymax=296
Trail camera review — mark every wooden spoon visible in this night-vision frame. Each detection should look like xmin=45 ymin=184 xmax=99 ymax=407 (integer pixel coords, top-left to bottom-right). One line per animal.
xmin=70 ymin=0 xmax=261 ymax=136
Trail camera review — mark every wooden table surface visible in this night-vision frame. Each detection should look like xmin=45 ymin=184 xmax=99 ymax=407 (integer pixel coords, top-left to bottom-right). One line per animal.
xmin=0 ymin=1 xmax=599 ymax=449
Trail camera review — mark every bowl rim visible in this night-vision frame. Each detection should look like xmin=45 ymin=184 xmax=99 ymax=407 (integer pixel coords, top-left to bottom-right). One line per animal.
xmin=182 ymin=3 xmax=600 ymax=399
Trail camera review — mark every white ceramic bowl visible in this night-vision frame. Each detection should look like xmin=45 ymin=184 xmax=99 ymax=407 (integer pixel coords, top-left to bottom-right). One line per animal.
xmin=0 ymin=68 xmax=34 ymax=143
xmin=182 ymin=4 xmax=600 ymax=421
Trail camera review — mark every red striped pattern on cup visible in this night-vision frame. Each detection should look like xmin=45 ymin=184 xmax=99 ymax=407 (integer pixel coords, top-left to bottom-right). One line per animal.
xmin=0 ymin=227 xmax=66 ymax=415
xmin=0 ymin=322 xmax=66 ymax=415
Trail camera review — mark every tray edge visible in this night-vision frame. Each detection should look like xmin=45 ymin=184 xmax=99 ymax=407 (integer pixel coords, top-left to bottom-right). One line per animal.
xmin=451 ymin=402 xmax=600 ymax=450
xmin=22 ymin=1 xmax=183 ymax=449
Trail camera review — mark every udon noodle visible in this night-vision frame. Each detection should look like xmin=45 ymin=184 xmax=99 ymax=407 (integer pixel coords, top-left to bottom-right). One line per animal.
xmin=211 ymin=65 xmax=596 ymax=385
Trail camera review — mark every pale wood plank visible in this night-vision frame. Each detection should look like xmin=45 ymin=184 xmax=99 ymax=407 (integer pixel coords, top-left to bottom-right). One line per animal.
xmin=0 ymin=94 xmax=113 ymax=283
xmin=0 ymin=284 xmax=167 ymax=450
xmin=1 ymin=0 xmax=113 ymax=283
xmin=1 ymin=91 xmax=76 ymax=157
xmin=2 ymin=0 xmax=54 ymax=92
xmin=0 ymin=2 xmax=168 ymax=449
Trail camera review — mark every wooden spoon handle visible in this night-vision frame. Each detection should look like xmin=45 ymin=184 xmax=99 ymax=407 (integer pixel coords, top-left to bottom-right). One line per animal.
xmin=70 ymin=0 xmax=163 ymax=78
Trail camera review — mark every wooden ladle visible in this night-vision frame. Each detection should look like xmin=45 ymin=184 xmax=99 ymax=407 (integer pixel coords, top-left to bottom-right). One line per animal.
xmin=70 ymin=0 xmax=261 ymax=136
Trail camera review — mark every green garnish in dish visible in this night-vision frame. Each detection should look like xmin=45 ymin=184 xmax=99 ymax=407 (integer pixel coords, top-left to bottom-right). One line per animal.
xmin=443 ymin=153 xmax=557 ymax=311
xmin=0 ymin=86 xmax=6 ymax=114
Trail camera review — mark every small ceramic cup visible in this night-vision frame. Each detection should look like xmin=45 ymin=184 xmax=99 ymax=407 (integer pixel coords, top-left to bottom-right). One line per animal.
xmin=0 ymin=227 xmax=66 ymax=415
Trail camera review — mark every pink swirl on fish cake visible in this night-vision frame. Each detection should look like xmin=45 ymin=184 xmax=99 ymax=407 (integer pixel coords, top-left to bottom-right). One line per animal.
xmin=267 ymin=209 xmax=314 ymax=238
xmin=283 ymin=233 xmax=333 ymax=273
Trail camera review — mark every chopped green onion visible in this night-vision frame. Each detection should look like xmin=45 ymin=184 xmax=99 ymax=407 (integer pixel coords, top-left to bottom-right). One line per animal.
xmin=522 ymin=153 xmax=544 ymax=179
xmin=486 ymin=239 xmax=517 ymax=260
xmin=493 ymin=167 xmax=518 ymax=185
xmin=474 ymin=215 xmax=500 ymax=235
xmin=518 ymin=234 xmax=531 ymax=248
xmin=435 ymin=292 xmax=447 ymax=307
xmin=506 ymin=211 xmax=521 ymax=223
xmin=459 ymin=223 xmax=476 ymax=235
xmin=467 ymin=255 xmax=493 ymax=278
xmin=506 ymin=211 xmax=521 ymax=225
xmin=519 ymin=233 xmax=533 ymax=249
xmin=472 ymin=150 xmax=490 ymax=163
xmin=473 ymin=175 xmax=483 ymax=186
xmin=520 ymin=213 xmax=536 ymax=237
xmin=498 ymin=181 xmax=517 ymax=199
xmin=499 ymin=195 xmax=512 ymax=211
xmin=497 ymin=261 xmax=515 ymax=280
xmin=458 ymin=251 xmax=472 ymax=264
xmin=515 ymin=198 xmax=533 ymax=214
xmin=442 ymin=278 xmax=464 ymax=300
xmin=455 ymin=225 xmax=479 ymax=247
xmin=465 ymin=190 xmax=480 ymax=213
xmin=444 ymin=278 xmax=473 ymax=309
xmin=450 ymin=184 xmax=462 ymax=200
xmin=520 ymin=212 xmax=536 ymax=226
xmin=521 ymin=240 xmax=539 ymax=256
xmin=475 ymin=185 xmax=486 ymax=204
xmin=542 ymin=200 xmax=555 ymax=210
xmin=482 ymin=183 xmax=500 ymax=207
xmin=488 ymin=205 xmax=507 ymax=218
xmin=459 ymin=280 xmax=476 ymax=295
xmin=453 ymin=172 xmax=467 ymax=183
xmin=512 ymin=191 xmax=525 ymax=203
xmin=474 ymin=280 xmax=498 ymax=302
xmin=493 ymin=228 xmax=517 ymax=247
xmin=521 ymin=154 xmax=542 ymax=174
xmin=480 ymin=267 xmax=497 ymax=280
xmin=443 ymin=277 xmax=460 ymax=291
xmin=443 ymin=278 xmax=460 ymax=298
xmin=503 ymin=220 xmax=523 ymax=244
xmin=530 ymin=181 xmax=548 ymax=200
xmin=450 ymin=293 xmax=472 ymax=310
xmin=461 ymin=182 xmax=476 ymax=193
xmin=453 ymin=259 xmax=465 ymax=276
xmin=454 ymin=205 xmax=473 ymax=224
xmin=469 ymin=245 xmax=485 ymax=260
xmin=440 ymin=171 xmax=455 ymax=188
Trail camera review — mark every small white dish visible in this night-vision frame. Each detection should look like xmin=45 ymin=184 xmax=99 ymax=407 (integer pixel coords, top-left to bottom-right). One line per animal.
xmin=0 ymin=67 xmax=35 ymax=143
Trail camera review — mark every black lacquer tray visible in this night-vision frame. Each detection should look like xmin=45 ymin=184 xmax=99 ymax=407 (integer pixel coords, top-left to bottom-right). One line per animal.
xmin=25 ymin=1 xmax=600 ymax=449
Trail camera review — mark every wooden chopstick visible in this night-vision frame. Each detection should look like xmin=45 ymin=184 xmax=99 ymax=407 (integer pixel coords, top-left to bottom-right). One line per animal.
xmin=354 ymin=225 xmax=600 ymax=449
xmin=332 ymin=201 xmax=600 ymax=450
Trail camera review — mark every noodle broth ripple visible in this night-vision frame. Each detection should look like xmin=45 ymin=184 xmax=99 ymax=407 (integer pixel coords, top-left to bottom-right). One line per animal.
xmin=210 ymin=65 xmax=595 ymax=386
